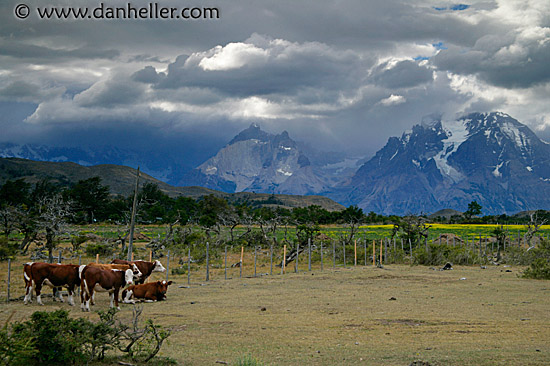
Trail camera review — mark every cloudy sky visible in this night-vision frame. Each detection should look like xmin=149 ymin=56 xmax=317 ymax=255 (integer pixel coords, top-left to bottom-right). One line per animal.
xmin=1 ymin=0 xmax=549 ymax=164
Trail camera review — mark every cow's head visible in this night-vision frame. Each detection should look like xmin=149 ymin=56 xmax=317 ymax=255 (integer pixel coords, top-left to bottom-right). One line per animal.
xmin=156 ymin=280 xmax=173 ymax=296
xmin=131 ymin=264 xmax=142 ymax=280
xmin=124 ymin=268 xmax=134 ymax=286
xmin=152 ymin=260 xmax=166 ymax=273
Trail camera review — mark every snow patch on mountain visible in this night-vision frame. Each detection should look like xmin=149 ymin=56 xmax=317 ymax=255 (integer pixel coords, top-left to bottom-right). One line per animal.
xmin=432 ymin=119 xmax=468 ymax=182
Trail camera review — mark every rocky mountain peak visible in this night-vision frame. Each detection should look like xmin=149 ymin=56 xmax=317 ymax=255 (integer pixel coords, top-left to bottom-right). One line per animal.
xmin=335 ymin=112 xmax=550 ymax=215
xmin=228 ymin=123 xmax=271 ymax=145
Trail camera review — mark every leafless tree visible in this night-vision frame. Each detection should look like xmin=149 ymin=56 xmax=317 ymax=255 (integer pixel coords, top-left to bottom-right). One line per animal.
xmin=392 ymin=214 xmax=431 ymax=249
xmin=524 ymin=211 xmax=547 ymax=248
xmin=36 ymin=194 xmax=73 ymax=263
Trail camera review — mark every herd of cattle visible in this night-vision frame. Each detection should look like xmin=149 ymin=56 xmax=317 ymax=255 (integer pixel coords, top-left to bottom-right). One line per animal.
xmin=22 ymin=259 xmax=173 ymax=311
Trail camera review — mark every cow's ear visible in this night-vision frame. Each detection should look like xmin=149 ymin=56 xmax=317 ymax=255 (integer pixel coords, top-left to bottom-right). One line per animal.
xmin=167 ymin=281 xmax=173 ymax=285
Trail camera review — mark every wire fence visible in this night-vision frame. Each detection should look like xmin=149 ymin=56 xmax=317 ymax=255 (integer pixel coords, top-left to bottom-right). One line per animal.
xmin=3 ymin=232 xmax=546 ymax=303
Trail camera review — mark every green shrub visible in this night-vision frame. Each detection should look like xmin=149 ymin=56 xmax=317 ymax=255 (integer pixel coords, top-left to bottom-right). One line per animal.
xmin=522 ymin=240 xmax=550 ymax=280
xmin=0 ymin=237 xmax=17 ymax=261
xmin=8 ymin=310 xmax=90 ymax=365
xmin=0 ymin=314 xmax=37 ymax=366
xmin=0 ymin=307 xmax=171 ymax=365
xmin=504 ymin=246 xmax=537 ymax=265
xmin=412 ymin=243 xmax=484 ymax=266
xmin=234 ymin=354 xmax=264 ymax=366
xmin=85 ymin=242 xmax=115 ymax=257
xmin=171 ymin=266 xmax=187 ymax=275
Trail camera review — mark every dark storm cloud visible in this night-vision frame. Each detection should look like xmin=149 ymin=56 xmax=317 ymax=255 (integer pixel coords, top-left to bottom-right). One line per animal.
xmin=132 ymin=66 xmax=165 ymax=84
xmin=0 ymin=0 xmax=549 ymax=159
xmin=74 ymin=76 xmax=145 ymax=108
xmin=371 ymin=60 xmax=433 ymax=89
xmin=0 ymin=40 xmax=119 ymax=62
xmin=432 ymin=29 xmax=550 ymax=88
xmin=154 ymin=35 xmax=372 ymax=99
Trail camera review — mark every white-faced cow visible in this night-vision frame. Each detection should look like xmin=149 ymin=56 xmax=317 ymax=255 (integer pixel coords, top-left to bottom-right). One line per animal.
xmin=111 ymin=259 xmax=166 ymax=284
xmin=84 ymin=263 xmax=142 ymax=305
xmin=79 ymin=265 xmax=134 ymax=311
xmin=122 ymin=280 xmax=173 ymax=303
xmin=23 ymin=262 xmax=80 ymax=306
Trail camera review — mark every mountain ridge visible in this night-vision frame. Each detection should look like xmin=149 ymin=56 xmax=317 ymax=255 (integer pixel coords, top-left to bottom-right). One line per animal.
xmin=334 ymin=112 xmax=550 ymax=215
xmin=0 ymin=157 xmax=344 ymax=211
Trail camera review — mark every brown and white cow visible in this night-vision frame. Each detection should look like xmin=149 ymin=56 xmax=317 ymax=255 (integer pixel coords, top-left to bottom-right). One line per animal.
xmin=122 ymin=280 xmax=173 ymax=303
xmin=23 ymin=262 xmax=81 ymax=306
xmin=79 ymin=265 xmax=135 ymax=311
xmin=84 ymin=263 xmax=142 ymax=305
xmin=111 ymin=259 xmax=166 ymax=284
xmin=87 ymin=262 xmax=142 ymax=276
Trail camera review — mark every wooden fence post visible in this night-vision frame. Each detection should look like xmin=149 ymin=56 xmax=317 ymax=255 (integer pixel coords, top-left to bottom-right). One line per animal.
xmin=240 ymin=246 xmax=244 ymax=278
xmin=6 ymin=259 xmax=11 ymax=303
xmin=225 ymin=246 xmax=228 ymax=280
xmin=308 ymin=238 xmax=312 ymax=272
xmin=295 ymin=242 xmax=299 ymax=273
xmin=96 ymin=254 xmax=99 ymax=263
xmin=270 ymin=243 xmax=273 ymax=276
xmin=282 ymin=245 xmax=286 ymax=274
xmin=205 ymin=242 xmax=210 ymax=282
xmin=321 ymin=240 xmax=324 ymax=271
xmin=254 ymin=246 xmax=257 ymax=278
xmin=332 ymin=240 xmax=336 ymax=269
xmin=166 ymin=250 xmax=170 ymax=281
xmin=187 ymin=247 xmax=191 ymax=285
xmin=372 ymin=240 xmax=376 ymax=266
xmin=364 ymin=239 xmax=367 ymax=266
xmin=409 ymin=239 xmax=412 ymax=265
xmin=354 ymin=239 xmax=357 ymax=267
xmin=379 ymin=239 xmax=383 ymax=266
xmin=58 ymin=250 xmax=62 ymax=263
xmin=149 ymin=250 xmax=152 ymax=262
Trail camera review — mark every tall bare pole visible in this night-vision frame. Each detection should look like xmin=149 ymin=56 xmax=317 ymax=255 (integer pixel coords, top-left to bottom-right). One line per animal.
xmin=127 ymin=166 xmax=140 ymax=261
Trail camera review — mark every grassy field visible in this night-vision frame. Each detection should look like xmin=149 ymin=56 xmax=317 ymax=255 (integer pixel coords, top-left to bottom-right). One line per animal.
xmin=1 ymin=260 xmax=549 ymax=365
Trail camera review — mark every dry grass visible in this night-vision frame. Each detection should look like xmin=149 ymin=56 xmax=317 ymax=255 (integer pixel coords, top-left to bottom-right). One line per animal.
xmin=1 ymin=261 xmax=550 ymax=365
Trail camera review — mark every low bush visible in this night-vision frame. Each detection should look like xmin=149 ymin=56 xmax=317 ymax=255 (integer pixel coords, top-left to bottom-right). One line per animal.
xmin=0 ymin=307 xmax=171 ymax=365
xmin=85 ymin=242 xmax=115 ymax=257
xmin=0 ymin=237 xmax=17 ymax=260
xmin=412 ymin=243 xmax=484 ymax=266
xmin=522 ymin=240 xmax=550 ymax=280
xmin=234 ymin=354 xmax=264 ymax=366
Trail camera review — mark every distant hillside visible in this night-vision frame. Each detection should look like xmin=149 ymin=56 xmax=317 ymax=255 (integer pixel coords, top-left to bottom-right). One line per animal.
xmin=428 ymin=209 xmax=463 ymax=220
xmin=0 ymin=157 xmax=344 ymax=211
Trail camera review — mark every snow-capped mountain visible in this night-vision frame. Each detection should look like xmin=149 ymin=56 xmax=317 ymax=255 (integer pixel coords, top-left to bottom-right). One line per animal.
xmin=334 ymin=112 xmax=550 ymax=215
xmin=178 ymin=124 xmax=330 ymax=195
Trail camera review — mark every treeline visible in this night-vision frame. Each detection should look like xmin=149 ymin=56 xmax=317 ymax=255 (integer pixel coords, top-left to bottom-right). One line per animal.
xmin=0 ymin=176 xmax=371 ymax=226
xmin=1 ymin=176 xmax=548 ymax=229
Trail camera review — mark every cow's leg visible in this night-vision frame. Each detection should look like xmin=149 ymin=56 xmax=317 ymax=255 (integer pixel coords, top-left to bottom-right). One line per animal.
xmin=80 ymin=282 xmax=85 ymax=310
xmin=35 ymin=281 xmax=44 ymax=305
xmin=67 ymin=285 xmax=75 ymax=306
xmin=53 ymin=287 xmax=64 ymax=302
xmin=109 ymin=291 xmax=115 ymax=308
xmin=113 ymin=288 xmax=121 ymax=310
xmin=85 ymin=287 xmax=93 ymax=312
xmin=24 ymin=280 xmax=33 ymax=305
xmin=81 ymin=280 xmax=91 ymax=311
xmin=144 ymin=292 xmax=157 ymax=303
xmin=122 ymin=289 xmax=135 ymax=304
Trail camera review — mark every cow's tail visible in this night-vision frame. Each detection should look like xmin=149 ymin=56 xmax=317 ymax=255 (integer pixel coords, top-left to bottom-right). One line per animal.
xmin=78 ymin=265 xmax=86 ymax=280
